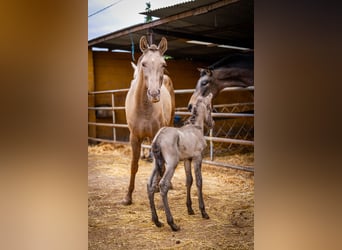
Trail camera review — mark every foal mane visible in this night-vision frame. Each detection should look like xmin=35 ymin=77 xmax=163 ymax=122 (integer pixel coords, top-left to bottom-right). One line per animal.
xmin=184 ymin=99 xmax=206 ymax=127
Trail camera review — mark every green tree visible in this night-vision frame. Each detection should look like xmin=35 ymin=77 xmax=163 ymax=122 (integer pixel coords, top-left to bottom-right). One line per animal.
xmin=144 ymin=2 xmax=152 ymax=23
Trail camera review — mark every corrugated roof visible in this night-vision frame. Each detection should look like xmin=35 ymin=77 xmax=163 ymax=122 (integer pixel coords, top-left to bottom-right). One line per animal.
xmin=88 ymin=0 xmax=253 ymax=63
xmin=141 ymin=0 xmax=221 ymax=18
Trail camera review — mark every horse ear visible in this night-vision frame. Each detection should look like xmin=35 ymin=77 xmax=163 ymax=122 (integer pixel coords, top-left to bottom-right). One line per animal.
xmin=130 ymin=62 xmax=137 ymax=71
xmin=205 ymin=69 xmax=212 ymax=76
xmin=140 ymin=36 xmax=149 ymax=52
xmin=197 ymin=68 xmax=206 ymax=76
xmin=158 ymin=37 xmax=168 ymax=55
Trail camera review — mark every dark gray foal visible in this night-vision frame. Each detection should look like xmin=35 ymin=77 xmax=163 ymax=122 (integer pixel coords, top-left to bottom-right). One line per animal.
xmin=147 ymin=93 xmax=214 ymax=231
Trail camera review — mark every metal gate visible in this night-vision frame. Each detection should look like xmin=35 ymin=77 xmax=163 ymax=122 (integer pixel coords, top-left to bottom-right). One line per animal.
xmin=88 ymin=87 xmax=254 ymax=172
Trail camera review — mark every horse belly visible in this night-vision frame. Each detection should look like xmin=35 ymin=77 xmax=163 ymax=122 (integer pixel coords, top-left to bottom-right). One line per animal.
xmin=177 ymin=133 xmax=206 ymax=160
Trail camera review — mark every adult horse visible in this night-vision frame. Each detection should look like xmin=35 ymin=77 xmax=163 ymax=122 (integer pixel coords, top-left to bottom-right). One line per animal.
xmin=188 ymin=53 xmax=254 ymax=110
xmin=123 ymin=36 xmax=175 ymax=205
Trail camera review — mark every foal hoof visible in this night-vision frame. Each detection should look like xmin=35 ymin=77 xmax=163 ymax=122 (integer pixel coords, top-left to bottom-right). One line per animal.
xmin=187 ymin=209 xmax=195 ymax=215
xmin=170 ymin=224 xmax=180 ymax=231
xmin=202 ymin=212 xmax=210 ymax=219
xmin=154 ymin=220 xmax=164 ymax=227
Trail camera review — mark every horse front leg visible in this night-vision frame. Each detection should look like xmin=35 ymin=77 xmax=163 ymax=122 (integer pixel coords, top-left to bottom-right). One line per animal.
xmin=122 ymin=135 xmax=141 ymax=205
xmin=184 ymin=159 xmax=194 ymax=215
xmin=194 ymin=158 xmax=209 ymax=219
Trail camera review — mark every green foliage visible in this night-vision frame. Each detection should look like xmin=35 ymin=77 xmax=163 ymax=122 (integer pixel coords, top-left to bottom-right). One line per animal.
xmin=144 ymin=2 xmax=152 ymax=23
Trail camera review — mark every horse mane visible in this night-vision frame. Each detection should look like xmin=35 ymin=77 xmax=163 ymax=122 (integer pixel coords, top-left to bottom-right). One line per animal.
xmin=184 ymin=99 xmax=206 ymax=127
xmin=184 ymin=106 xmax=198 ymax=125
xmin=208 ymin=53 xmax=254 ymax=70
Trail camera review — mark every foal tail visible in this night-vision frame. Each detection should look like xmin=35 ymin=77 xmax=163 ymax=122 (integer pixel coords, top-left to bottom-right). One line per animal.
xmin=152 ymin=140 xmax=164 ymax=176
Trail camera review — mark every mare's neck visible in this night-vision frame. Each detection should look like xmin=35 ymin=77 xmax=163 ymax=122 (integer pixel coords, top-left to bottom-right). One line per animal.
xmin=213 ymin=68 xmax=253 ymax=96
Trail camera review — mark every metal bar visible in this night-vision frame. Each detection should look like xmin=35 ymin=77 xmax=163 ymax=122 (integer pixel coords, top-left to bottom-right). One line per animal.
xmin=88 ymin=86 xmax=254 ymax=95
xmin=202 ymin=160 xmax=254 ymax=172
xmin=142 ymin=144 xmax=151 ymax=149
xmin=111 ymin=93 xmax=116 ymax=141
xmin=221 ymin=86 xmax=254 ymax=92
xmin=174 ymin=89 xmax=194 ymax=94
xmin=88 ymin=88 xmax=129 ymax=95
xmin=88 ymin=137 xmax=130 ymax=145
xmin=204 ymin=136 xmax=254 ymax=146
xmin=175 ymin=102 xmax=254 ymax=111
xmin=173 ymin=86 xmax=254 ymax=95
xmin=175 ymin=111 xmax=254 ymax=118
xmin=88 ymin=122 xmax=128 ymax=128
xmin=88 ymin=107 xmax=125 ymax=110
xmin=209 ymin=129 xmax=213 ymax=161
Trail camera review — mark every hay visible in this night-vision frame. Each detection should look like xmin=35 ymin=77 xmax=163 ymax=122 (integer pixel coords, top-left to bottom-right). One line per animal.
xmin=89 ymin=143 xmax=254 ymax=249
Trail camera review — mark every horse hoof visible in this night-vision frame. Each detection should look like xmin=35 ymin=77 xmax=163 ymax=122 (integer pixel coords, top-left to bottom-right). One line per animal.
xmin=202 ymin=212 xmax=210 ymax=219
xmin=170 ymin=224 xmax=180 ymax=231
xmin=155 ymin=221 xmax=164 ymax=227
xmin=121 ymin=197 xmax=132 ymax=206
xmin=188 ymin=209 xmax=195 ymax=215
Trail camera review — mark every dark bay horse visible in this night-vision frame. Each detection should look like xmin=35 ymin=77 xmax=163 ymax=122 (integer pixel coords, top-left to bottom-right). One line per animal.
xmin=188 ymin=53 xmax=254 ymax=110
xmin=123 ymin=36 xmax=175 ymax=205
xmin=147 ymin=93 xmax=214 ymax=231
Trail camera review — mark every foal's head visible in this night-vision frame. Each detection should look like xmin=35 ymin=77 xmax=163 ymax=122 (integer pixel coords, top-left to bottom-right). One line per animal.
xmin=188 ymin=93 xmax=214 ymax=129
xmin=138 ymin=36 xmax=168 ymax=103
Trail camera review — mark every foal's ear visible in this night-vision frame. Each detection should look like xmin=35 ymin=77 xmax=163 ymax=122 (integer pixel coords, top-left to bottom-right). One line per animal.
xmin=140 ymin=36 xmax=149 ymax=52
xmin=158 ymin=37 xmax=168 ymax=55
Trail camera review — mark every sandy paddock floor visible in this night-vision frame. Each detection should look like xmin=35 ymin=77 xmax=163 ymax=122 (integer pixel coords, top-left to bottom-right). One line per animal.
xmin=88 ymin=143 xmax=254 ymax=249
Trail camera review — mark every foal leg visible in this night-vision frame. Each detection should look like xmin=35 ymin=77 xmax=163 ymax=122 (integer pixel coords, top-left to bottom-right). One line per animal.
xmin=184 ymin=159 xmax=194 ymax=215
xmin=160 ymin=161 xmax=180 ymax=231
xmin=147 ymin=164 xmax=163 ymax=227
xmin=122 ymin=135 xmax=141 ymax=205
xmin=194 ymin=158 xmax=209 ymax=219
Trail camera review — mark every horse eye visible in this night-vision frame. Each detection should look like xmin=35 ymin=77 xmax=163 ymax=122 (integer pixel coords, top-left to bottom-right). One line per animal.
xmin=142 ymin=62 xmax=146 ymax=67
xmin=201 ymin=80 xmax=209 ymax=86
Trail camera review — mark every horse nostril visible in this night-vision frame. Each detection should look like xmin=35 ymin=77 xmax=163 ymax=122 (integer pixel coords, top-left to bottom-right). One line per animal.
xmin=188 ymin=104 xmax=192 ymax=111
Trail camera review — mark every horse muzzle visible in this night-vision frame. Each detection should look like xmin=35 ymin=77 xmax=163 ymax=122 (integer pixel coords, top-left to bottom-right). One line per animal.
xmin=147 ymin=89 xmax=161 ymax=103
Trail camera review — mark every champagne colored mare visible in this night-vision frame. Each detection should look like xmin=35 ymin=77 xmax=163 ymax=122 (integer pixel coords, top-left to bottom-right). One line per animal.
xmin=188 ymin=53 xmax=254 ymax=110
xmin=123 ymin=36 xmax=175 ymax=205
xmin=147 ymin=93 xmax=214 ymax=231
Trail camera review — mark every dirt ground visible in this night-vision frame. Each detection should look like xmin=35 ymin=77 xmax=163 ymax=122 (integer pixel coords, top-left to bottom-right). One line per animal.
xmin=88 ymin=143 xmax=254 ymax=249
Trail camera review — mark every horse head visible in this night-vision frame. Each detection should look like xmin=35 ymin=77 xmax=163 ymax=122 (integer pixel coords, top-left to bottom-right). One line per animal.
xmin=139 ymin=36 xmax=168 ymax=103
xmin=188 ymin=68 xmax=217 ymax=111
xmin=188 ymin=54 xmax=254 ymax=111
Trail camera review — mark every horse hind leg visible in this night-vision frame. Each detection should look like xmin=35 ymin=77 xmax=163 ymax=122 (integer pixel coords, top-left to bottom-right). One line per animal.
xmin=160 ymin=160 xmax=180 ymax=231
xmin=147 ymin=166 xmax=163 ymax=227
